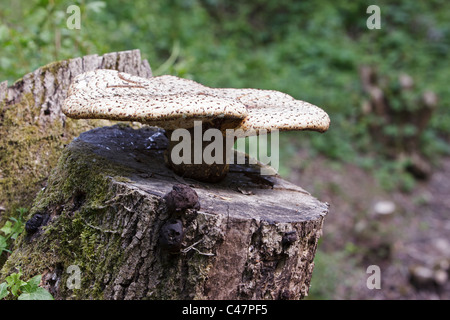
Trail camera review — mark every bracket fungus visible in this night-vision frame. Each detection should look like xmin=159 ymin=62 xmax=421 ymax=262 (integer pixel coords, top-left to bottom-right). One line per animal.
xmin=62 ymin=69 xmax=330 ymax=182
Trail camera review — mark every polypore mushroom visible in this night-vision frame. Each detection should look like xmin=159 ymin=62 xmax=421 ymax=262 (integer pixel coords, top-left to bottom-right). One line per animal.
xmin=62 ymin=69 xmax=330 ymax=182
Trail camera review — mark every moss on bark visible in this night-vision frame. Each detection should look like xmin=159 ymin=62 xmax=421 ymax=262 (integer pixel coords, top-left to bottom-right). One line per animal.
xmin=0 ymin=91 xmax=106 ymax=217
xmin=0 ymin=49 xmax=151 ymax=245
xmin=0 ymin=141 xmax=135 ymax=299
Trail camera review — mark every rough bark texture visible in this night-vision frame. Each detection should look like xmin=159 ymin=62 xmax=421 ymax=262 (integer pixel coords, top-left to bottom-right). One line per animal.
xmin=0 ymin=125 xmax=328 ymax=300
xmin=0 ymin=50 xmax=152 ymax=222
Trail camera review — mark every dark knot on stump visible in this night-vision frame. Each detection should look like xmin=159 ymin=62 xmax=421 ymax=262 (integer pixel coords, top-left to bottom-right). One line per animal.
xmin=163 ymin=184 xmax=200 ymax=215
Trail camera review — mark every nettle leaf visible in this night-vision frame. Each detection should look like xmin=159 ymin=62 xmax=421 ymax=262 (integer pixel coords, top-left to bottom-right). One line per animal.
xmin=18 ymin=287 xmax=54 ymax=300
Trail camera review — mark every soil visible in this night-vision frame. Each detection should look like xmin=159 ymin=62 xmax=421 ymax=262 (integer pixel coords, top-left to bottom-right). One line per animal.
xmin=287 ymin=151 xmax=450 ymax=300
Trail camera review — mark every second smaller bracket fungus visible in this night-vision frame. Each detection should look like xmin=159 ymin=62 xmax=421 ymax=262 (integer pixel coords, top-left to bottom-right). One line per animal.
xmin=163 ymin=184 xmax=200 ymax=215
xmin=62 ymin=69 xmax=330 ymax=182
xmin=159 ymin=219 xmax=184 ymax=254
xmin=25 ymin=213 xmax=44 ymax=234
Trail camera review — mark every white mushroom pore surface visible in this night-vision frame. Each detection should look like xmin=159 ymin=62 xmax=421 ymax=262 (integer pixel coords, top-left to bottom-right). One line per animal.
xmin=62 ymin=69 xmax=330 ymax=135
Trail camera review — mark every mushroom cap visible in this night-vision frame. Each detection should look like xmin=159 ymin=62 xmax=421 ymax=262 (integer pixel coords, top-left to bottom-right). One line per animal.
xmin=206 ymin=88 xmax=330 ymax=136
xmin=62 ymin=69 xmax=330 ymax=134
xmin=63 ymin=70 xmax=248 ymax=131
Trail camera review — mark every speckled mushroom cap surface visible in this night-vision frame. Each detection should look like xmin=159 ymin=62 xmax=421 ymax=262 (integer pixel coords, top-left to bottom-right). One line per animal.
xmin=62 ymin=69 xmax=330 ymax=134
xmin=208 ymin=88 xmax=330 ymax=136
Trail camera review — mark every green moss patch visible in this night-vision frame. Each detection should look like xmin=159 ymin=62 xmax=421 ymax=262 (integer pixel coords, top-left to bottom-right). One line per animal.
xmin=0 ymin=141 xmax=133 ymax=299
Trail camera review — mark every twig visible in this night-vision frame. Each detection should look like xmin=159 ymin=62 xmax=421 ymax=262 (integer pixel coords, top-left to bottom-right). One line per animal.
xmin=182 ymin=239 xmax=215 ymax=256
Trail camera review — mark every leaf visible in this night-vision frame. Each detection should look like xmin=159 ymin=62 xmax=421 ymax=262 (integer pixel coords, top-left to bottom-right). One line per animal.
xmin=0 ymin=215 xmax=25 ymax=240
xmin=17 ymin=274 xmax=54 ymax=300
xmin=9 ymin=221 xmax=24 ymax=240
xmin=0 ymin=236 xmax=10 ymax=253
xmin=5 ymin=273 xmax=26 ymax=297
xmin=0 ymin=282 xmax=9 ymax=299
xmin=0 ymin=221 xmax=13 ymax=235
xmin=20 ymin=275 xmax=41 ymax=293
xmin=18 ymin=287 xmax=54 ymax=300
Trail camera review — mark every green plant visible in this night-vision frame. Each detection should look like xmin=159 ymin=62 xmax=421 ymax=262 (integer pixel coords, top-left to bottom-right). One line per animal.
xmin=0 ymin=208 xmax=27 ymax=255
xmin=373 ymin=161 xmax=416 ymax=193
xmin=0 ymin=271 xmax=54 ymax=300
xmin=306 ymin=248 xmax=361 ymax=300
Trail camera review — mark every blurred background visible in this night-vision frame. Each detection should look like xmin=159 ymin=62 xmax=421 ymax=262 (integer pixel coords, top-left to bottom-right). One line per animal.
xmin=1 ymin=0 xmax=449 ymax=299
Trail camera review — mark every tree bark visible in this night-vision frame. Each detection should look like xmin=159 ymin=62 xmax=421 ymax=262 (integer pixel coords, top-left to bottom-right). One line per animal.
xmin=0 ymin=49 xmax=152 ymax=220
xmin=1 ymin=125 xmax=328 ymax=300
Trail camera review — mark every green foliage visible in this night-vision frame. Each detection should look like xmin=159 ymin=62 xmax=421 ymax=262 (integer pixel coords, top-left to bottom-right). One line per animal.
xmin=0 ymin=208 xmax=26 ymax=255
xmin=0 ymin=282 xmax=8 ymax=299
xmin=306 ymin=248 xmax=360 ymax=300
xmin=18 ymin=275 xmax=54 ymax=300
xmin=0 ymin=271 xmax=54 ymax=300
xmin=373 ymin=161 xmax=416 ymax=193
xmin=4 ymin=272 xmax=26 ymax=297
xmin=0 ymin=0 xmax=448 ymax=185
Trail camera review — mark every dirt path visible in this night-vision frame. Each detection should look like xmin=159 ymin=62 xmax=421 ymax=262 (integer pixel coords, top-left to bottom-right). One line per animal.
xmin=288 ymin=154 xmax=450 ymax=299
xmin=388 ymin=158 xmax=450 ymax=299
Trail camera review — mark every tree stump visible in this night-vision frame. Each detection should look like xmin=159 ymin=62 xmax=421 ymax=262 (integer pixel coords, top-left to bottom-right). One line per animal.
xmin=0 ymin=124 xmax=329 ymax=300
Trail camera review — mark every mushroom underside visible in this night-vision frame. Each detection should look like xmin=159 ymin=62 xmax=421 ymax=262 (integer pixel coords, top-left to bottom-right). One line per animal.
xmin=163 ymin=121 xmax=233 ymax=183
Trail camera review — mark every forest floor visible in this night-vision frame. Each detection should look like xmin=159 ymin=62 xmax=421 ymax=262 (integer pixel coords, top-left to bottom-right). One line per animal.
xmin=288 ymin=152 xmax=450 ymax=300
